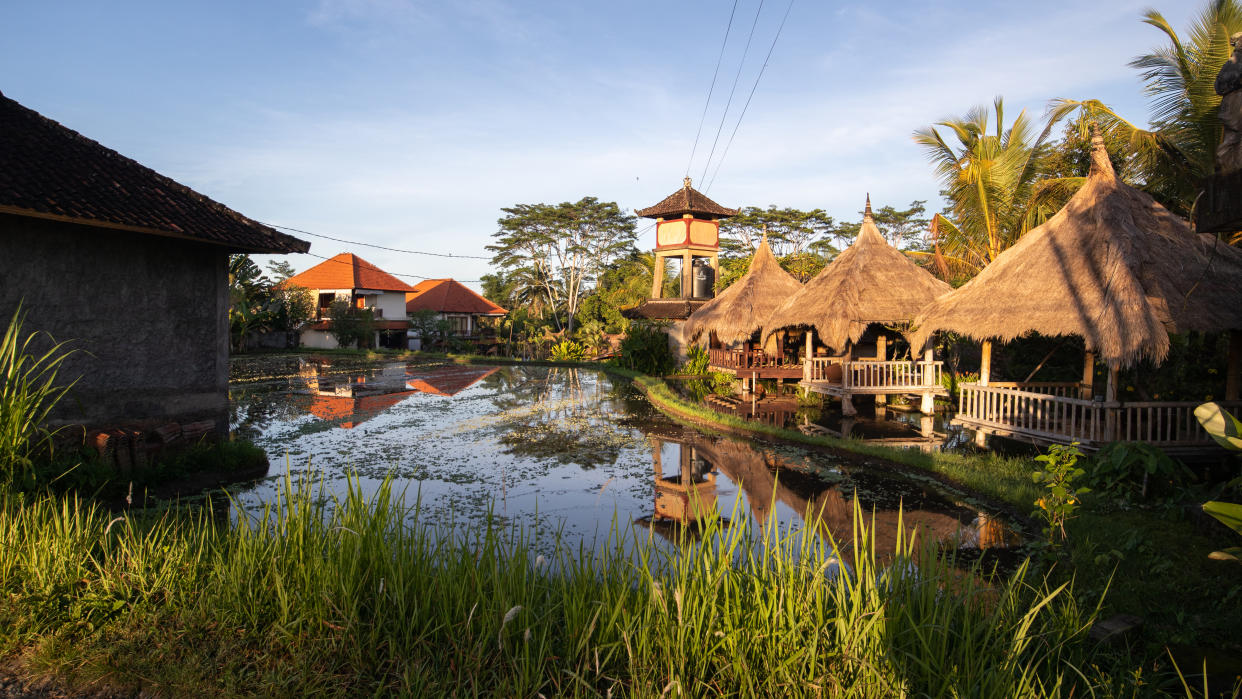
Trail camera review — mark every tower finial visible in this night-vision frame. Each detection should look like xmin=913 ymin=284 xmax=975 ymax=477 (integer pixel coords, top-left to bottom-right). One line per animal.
xmin=761 ymin=223 xmax=768 ymax=245
xmin=683 ymin=176 xmax=693 ymax=189
xmin=864 ymin=193 xmax=873 ymax=219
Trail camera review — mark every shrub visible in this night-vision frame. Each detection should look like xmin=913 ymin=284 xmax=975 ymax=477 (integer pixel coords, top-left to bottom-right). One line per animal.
xmin=326 ymin=300 xmax=376 ymax=349
xmin=549 ymin=340 xmax=588 ymax=362
xmin=681 ymin=345 xmax=710 ymax=375
xmin=613 ymin=321 xmax=674 ymax=376
xmin=1082 ymin=442 xmax=1192 ymax=507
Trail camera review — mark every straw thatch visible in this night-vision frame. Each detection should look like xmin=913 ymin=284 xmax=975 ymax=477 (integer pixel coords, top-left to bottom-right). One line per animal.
xmin=910 ymin=134 xmax=1242 ymax=368
xmin=764 ymin=199 xmax=952 ymax=351
xmin=683 ymin=236 xmax=803 ymax=344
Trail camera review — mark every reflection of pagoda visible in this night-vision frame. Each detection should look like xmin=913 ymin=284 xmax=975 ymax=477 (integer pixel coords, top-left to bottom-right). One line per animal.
xmin=300 ymin=362 xmax=499 ymax=428
xmin=651 ymin=438 xmax=719 ymax=524
xmin=622 ymin=177 xmax=737 ymax=359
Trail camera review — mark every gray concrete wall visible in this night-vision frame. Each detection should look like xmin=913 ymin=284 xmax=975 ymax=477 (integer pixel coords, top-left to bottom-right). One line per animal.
xmin=0 ymin=214 xmax=230 ymax=436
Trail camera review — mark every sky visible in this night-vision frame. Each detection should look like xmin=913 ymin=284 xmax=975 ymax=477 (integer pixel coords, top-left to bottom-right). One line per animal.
xmin=2 ymin=0 xmax=1203 ymax=290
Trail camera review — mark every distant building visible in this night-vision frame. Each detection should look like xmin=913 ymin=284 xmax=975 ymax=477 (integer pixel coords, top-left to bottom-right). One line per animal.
xmin=0 ymin=90 xmax=309 ymax=437
xmin=404 ymin=278 xmax=506 ymax=350
xmin=283 ymin=253 xmax=415 ymax=349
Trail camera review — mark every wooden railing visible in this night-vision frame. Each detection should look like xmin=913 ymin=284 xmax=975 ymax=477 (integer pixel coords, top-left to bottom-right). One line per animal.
xmin=709 ymin=348 xmax=789 ymax=371
xmin=803 ymin=358 xmax=943 ymax=389
xmin=958 ymin=383 xmax=1242 ymax=446
xmin=986 ymin=381 xmax=1082 ymax=398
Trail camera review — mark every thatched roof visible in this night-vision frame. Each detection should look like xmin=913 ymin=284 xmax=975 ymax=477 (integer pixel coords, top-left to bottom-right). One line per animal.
xmin=684 ymin=237 xmax=803 ymax=344
xmin=635 ymin=177 xmax=738 ymax=219
xmin=910 ymin=134 xmax=1242 ymax=368
xmin=764 ymin=198 xmax=952 ymax=351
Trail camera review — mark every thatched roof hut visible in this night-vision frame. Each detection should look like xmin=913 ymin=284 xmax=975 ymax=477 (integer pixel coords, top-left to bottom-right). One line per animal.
xmin=683 ymin=236 xmax=802 ymax=344
xmin=764 ymin=199 xmax=951 ymax=351
xmin=910 ymin=134 xmax=1242 ymax=368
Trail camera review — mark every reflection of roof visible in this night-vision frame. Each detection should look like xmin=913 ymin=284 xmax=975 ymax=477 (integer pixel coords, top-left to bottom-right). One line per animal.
xmin=0 ymin=92 xmax=309 ymax=254
xmin=405 ymin=279 xmax=506 ymax=315
xmin=285 ymin=253 xmax=416 ymax=293
xmin=307 ymin=390 xmax=418 ymax=429
xmin=405 ymin=365 xmax=499 ymax=396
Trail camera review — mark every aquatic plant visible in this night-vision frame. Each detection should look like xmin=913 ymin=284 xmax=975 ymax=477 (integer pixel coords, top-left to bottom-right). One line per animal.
xmin=0 ymin=305 xmax=77 ymax=488
xmin=0 ymin=472 xmax=1098 ymax=696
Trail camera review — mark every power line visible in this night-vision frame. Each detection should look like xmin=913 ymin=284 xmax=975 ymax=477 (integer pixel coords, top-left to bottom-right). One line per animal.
xmin=705 ymin=0 xmax=796 ymax=194
xmin=698 ymin=0 xmax=766 ymax=187
xmin=301 ymin=251 xmax=484 ymax=283
xmin=257 ymin=221 xmax=492 ymax=259
xmin=685 ymin=0 xmax=739 ymax=178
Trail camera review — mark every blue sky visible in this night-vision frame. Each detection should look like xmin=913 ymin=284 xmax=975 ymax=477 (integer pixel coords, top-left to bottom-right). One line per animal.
xmin=3 ymin=0 xmax=1201 ymax=288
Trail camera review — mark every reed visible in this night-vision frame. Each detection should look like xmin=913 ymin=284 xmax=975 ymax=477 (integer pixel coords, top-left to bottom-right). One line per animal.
xmin=0 ymin=304 xmax=77 ymax=488
xmin=0 ymin=472 xmax=1099 ymax=697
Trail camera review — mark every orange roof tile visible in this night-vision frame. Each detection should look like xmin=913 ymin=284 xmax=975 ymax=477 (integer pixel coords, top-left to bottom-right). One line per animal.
xmin=306 ymin=390 xmax=417 ymax=429
xmin=285 ymin=253 xmax=416 ymax=293
xmin=405 ymin=279 xmax=506 ymax=315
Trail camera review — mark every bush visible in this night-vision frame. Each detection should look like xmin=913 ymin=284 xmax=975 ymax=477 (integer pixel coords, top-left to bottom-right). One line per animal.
xmin=326 ymin=300 xmax=376 ymax=349
xmin=1082 ymin=442 xmax=1192 ymax=508
xmin=613 ymin=322 xmax=674 ymax=376
xmin=549 ymin=340 xmax=588 ymax=362
xmin=681 ymin=345 xmax=710 ymax=375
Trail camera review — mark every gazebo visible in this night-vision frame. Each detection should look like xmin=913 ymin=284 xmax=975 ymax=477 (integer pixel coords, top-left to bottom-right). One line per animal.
xmin=765 ymin=198 xmax=952 ymax=414
xmin=910 ymin=133 xmax=1242 ymax=453
xmin=683 ymin=235 xmax=804 ymax=384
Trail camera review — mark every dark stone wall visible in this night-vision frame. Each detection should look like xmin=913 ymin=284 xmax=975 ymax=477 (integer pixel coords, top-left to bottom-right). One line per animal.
xmin=0 ymin=214 xmax=230 ymax=435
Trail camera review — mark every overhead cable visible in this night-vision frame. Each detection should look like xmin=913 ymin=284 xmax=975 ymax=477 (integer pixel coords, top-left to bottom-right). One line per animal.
xmin=257 ymin=221 xmax=491 ymax=259
xmin=685 ymin=0 xmax=740 ymax=178
xmin=698 ymin=0 xmax=767 ymax=186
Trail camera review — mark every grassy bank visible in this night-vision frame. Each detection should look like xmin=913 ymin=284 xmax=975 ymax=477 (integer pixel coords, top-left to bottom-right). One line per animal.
xmin=0 ymin=474 xmax=1106 ymax=697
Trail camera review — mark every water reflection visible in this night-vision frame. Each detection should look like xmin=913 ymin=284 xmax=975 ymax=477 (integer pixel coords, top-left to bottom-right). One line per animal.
xmin=633 ymin=426 xmax=1019 ymax=558
xmin=228 ymin=359 xmax=1020 ymax=560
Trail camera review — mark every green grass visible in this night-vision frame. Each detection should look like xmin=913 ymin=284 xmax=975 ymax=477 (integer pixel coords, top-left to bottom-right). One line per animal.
xmin=0 ymin=473 xmax=1103 ymax=697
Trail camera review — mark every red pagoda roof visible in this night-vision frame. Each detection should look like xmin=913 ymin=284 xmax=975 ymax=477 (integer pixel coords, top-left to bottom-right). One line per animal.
xmin=405 ymin=279 xmax=506 ymax=315
xmin=285 ymin=253 xmax=416 ymax=293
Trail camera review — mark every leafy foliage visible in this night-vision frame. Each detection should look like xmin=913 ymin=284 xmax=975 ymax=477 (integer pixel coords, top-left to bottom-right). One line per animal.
xmin=325 ymin=300 xmax=375 ymax=349
xmin=1032 ymin=442 xmax=1090 ymax=545
xmin=487 ymin=197 xmax=638 ymax=335
xmin=681 ymin=345 xmax=710 ymax=375
xmin=1083 ymin=442 xmax=1192 ymax=507
xmin=548 ymin=340 xmax=588 ymax=362
xmin=613 ymin=321 xmax=674 ymax=376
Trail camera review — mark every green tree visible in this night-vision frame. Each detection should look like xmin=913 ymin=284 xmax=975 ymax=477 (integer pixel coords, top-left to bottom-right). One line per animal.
xmin=718 ymin=206 xmax=835 ymax=258
xmin=1049 ymin=0 xmax=1242 ymax=217
xmin=830 ymin=200 xmax=932 ymax=251
xmin=228 ymin=255 xmax=273 ymax=352
xmin=265 ymin=259 xmax=298 ymax=282
xmin=326 ymin=300 xmax=375 ymax=349
xmin=487 ymin=197 xmax=637 ymax=335
xmin=913 ymin=97 xmax=1073 ymax=278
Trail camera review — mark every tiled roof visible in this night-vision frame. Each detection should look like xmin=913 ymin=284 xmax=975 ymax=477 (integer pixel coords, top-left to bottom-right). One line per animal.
xmin=285 ymin=253 xmax=416 ymax=293
xmin=635 ymin=178 xmax=738 ymax=219
xmin=405 ymin=365 xmax=499 ymax=396
xmin=405 ymin=278 xmax=506 ymax=315
xmin=0 ymin=91 xmax=308 ymax=254
xmin=620 ymin=298 xmax=708 ymax=320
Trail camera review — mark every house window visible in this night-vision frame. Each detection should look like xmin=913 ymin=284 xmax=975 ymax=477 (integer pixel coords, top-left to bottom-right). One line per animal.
xmin=317 ymin=293 xmax=335 ymax=317
xmin=448 ymin=315 xmax=470 ymax=335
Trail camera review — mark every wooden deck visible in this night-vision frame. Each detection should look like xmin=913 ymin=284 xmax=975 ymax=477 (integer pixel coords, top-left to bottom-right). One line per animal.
xmin=707 ymin=348 xmax=803 ymax=379
xmin=800 ymin=358 xmax=948 ymax=397
xmin=955 ymin=382 xmax=1242 ymax=455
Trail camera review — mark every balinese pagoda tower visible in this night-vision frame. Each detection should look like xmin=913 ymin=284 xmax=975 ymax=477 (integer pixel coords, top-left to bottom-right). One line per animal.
xmin=623 ymin=177 xmax=737 ymax=323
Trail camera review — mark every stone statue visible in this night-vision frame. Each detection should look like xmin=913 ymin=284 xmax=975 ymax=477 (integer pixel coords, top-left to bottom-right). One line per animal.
xmin=1215 ymin=32 xmax=1242 ymax=175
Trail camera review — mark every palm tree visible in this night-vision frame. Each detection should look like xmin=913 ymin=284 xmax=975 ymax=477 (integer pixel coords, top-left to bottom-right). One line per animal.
xmin=912 ymin=97 xmax=1073 ymax=280
xmin=1050 ymin=0 xmax=1242 ymax=217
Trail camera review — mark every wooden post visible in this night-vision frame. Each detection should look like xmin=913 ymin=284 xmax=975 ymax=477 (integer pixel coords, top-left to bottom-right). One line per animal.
xmin=920 ymin=391 xmax=935 ymax=414
xmin=1081 ymin=351 xmax=1095 ymax=400
xmin=980 ymin=340 xmax=992 ymax=386
xmin=1104 ymin=364 xmax=1119 ymax=442
xmin=920 ymin=414 xmax=934 ymax=439
xmin=651 ymin=251 xmax=665 ymax=299
xmin=875 ymin=334 xmax=887 ymax=361
xmin=682 ymin=251 xmax=693 ymax=298
xmin=1227 ymin=330 xmax=1241 ymax=401
xmin=841 ymin=394 xmax=857 ymax=416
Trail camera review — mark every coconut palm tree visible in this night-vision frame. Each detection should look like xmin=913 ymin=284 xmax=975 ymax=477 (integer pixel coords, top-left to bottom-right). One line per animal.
xmin=912 ymin=97 xmax=1074 ymax=280
xmin=1050 ymin=0 xmax=1242 ymax=217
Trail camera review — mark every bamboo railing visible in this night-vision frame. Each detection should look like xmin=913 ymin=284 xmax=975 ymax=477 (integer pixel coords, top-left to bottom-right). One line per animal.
xmin=709 ymin=348 xmax=789 ymax=371
xmin=957 ymin=383 xmax=1242 ymax=446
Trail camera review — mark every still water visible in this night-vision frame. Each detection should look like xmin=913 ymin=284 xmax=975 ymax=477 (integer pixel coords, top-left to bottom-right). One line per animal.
xmin=229 ymin=356 xmax=1018 ymax=556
